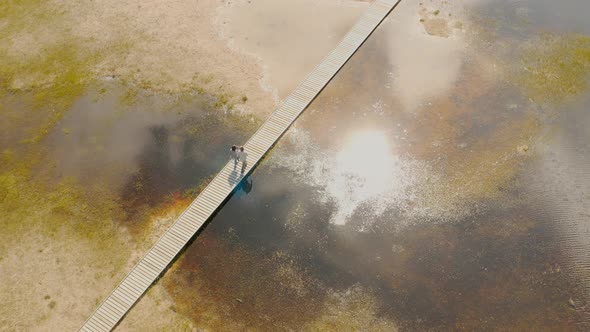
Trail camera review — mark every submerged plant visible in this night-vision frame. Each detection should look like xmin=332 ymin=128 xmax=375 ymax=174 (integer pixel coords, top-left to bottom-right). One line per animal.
xmin=518 ymin=34 xmax=590 ymax=104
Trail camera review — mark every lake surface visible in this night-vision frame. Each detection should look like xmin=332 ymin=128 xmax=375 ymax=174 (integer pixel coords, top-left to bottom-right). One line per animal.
xmin=163 ymin=0 xmax=590 ymax=330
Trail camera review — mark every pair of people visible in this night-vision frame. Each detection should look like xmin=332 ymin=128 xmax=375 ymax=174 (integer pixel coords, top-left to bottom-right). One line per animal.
xmin=230 ymin=145 xmax=248 ymax=174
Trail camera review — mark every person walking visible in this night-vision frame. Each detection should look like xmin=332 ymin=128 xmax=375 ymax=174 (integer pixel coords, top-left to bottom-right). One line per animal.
xmin=230 ymin=145 xmax=239 ymax=169
xmin=238 ymin=146 xmax=248 ymax=174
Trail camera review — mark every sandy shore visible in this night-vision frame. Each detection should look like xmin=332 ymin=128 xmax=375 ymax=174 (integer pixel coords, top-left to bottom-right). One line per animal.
xmin=50 ymin=0 xmax=277 ymax=114
xmin=218 ymin=0 xmax=368 ymax=101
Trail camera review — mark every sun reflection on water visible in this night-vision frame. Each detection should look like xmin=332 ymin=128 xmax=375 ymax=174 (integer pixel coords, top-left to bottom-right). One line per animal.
xmin=327 ymin=130 xmax=402 ymax=225
xmin=335 ymin=131 xmax=396 ymax=199
xmin=275 ymin=128 xmax=422 ymax=227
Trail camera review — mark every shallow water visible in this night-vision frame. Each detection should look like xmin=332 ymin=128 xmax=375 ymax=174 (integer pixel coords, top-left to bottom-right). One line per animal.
xmin=1 ymin=83 xmax=259 ymax=231
xmin=219 ymin=0 xmax=367 ymax=100
xmin=473 ymin=0 xmax=590 ymax=35
xmin=164 ymin=0 xmax=590 ymax=330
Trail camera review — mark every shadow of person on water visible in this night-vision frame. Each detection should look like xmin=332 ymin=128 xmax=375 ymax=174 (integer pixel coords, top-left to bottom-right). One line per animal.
xmin=240 ymin=176 xmax=253 ymax=194
xmin=228 ymin=168 xmax=239 ymax=186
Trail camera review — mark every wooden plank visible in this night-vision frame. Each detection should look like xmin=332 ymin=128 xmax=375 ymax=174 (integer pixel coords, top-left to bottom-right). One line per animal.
xmin=79 ymin=0 xmax=400 ymax=330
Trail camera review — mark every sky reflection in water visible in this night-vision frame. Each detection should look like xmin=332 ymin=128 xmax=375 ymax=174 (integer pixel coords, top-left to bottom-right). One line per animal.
xmin=167 ymin=0 xmax=590 ymax=330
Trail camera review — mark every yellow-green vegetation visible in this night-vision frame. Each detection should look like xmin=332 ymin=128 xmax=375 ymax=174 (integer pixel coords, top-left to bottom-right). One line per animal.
xmin=1 ymin=126 xmax=127 ymax=263
xmin=177 ymin=77 xmax=248 ymax=113
xmin=0 ymin=170 xmax=127 ymax=269
xmin=413 ymin=113 xmax=540 ymax=220
xmin=119 ymin=84 xmax=140 ymax=106
xmin=454 ymin=116 xmax=538 ymax=198
xmin=0 ymin=3 xmax=267 ymax=327
xmin=0 ymin=0 xmax=133 ymax=143
xmin=214 ymin=92 xmax=234 ymax=110
xmin=183 ymin=110 xmax=261 ymax=139
xmin=400 ymin=54 xmax=544 ymax=219
xmin=518 ymin=34 xmax=590 ymax=104
xmin=180 ymin=75 xmax=207 ymax=95
xmin=221 ymin=111 xmax=262 ymax=133
xmin=0 ymin=151 xmax=134 ymax=329
xmin=305 ymin=286 xmax=397 ymax=331
xmin=0 ymin=0 xmax=53 ymax=35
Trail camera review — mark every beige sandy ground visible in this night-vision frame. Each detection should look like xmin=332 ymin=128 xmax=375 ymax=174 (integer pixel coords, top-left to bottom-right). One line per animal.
xmin=0 ymin=206 xmax=185 ymax=331
xmin=49 ymin=0 xmax=277 ymax=115
xmin=219 ymin=0 xmax=369 ymax=101
xmin=27 ymin=0 xmax=369 ymax=114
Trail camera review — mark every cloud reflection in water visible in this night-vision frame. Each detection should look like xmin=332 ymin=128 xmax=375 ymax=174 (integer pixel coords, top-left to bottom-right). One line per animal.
xmin=274 ymin=128 xmax=423 ymax=227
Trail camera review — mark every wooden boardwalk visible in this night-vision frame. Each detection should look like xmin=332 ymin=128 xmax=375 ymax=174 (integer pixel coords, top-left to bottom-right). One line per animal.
xmin=80 ymin=0 xmax=401 ymax=330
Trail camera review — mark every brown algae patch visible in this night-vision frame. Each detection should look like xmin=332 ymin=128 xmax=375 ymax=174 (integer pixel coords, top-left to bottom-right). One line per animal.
xmin=305 ymin=286 xmax=398 ymax=331
xmin=417 ymin=2 xmax=463 ymax=38
xmin=164 ymin=235 xmax=326 ymax=330
xmin=419 ymin=7 xmax=451 ymax=38
xmin=0 ymin=62 xmax=260 ymax=330
xmin=517 ymin=34 xmax=590 ymax=105
xmin=163 ymin=234 xmax=399 ymax=330
xmin=370 ymin=212 xmax=581 ymax=330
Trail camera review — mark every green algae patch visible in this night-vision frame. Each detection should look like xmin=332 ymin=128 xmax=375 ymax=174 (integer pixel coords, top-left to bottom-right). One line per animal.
xmin=447 ymin=115 xmax=539 ymax=200
xmin=0 ymin=170 xmax=127 ymax=270
xmin=0 ymin=37 xmax=134 ymax=144
xmin=119 ymin=84 xmax=140 ymax=106
xmin=0 ymin=0 xmax=133 ymax=144
xmin=10 ymin=46 xmax=101 ymax=143
xmin=0 ymin=0 xmax=54 ymax=35
xmin=182 ymin=109 xmax=261 ymax=140
xmin=518 ymin=34 xmax=590 ymax=104
xmin=399 ymin=56 xmax=543 ymax=219
xmin=0 ymin=173 xmax=20 ymax=210
xmin=414 ymin=117 xmax=538 ymax=220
